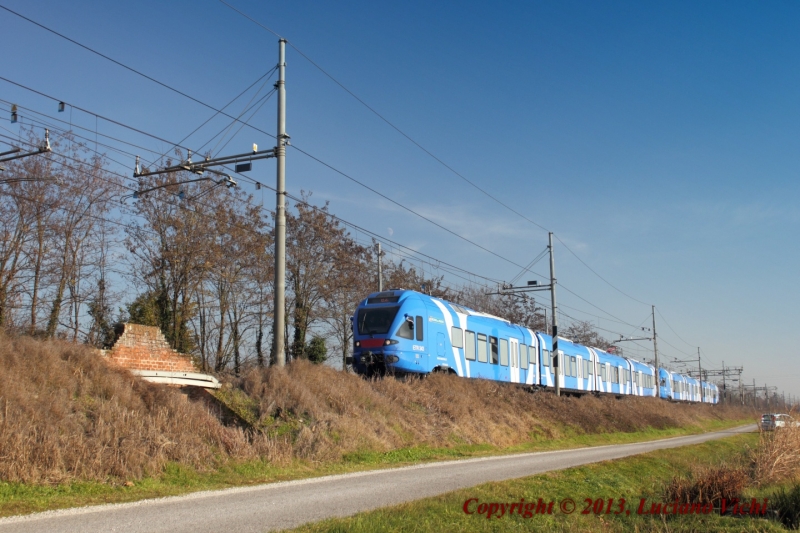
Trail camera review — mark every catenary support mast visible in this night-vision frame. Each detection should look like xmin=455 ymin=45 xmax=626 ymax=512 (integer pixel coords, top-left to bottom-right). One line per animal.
xmin=652 ymin=305 xmax=659 ymax=390
xmin=549 ymin=232 xmax=560 ymax=397
xmin=377 ymin=242 xmax=383 ymax=292
xmin=274 ymin=39 xmax=288 ymax=366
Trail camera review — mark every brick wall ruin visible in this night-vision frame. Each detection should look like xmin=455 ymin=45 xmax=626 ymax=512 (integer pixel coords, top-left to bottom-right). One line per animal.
xmin=101 ymin=323 xmax=196 ymax=373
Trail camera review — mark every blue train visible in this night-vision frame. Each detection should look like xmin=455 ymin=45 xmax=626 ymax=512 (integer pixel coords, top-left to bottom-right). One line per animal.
xmin=352 ymin=289 xmax=718 ymax=404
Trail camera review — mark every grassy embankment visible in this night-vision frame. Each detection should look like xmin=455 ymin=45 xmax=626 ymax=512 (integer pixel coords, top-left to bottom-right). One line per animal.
xmin=286 ymin=424 xmax=800 ymax=532
xmin=0 ymin=332 xmax=753 ymax=517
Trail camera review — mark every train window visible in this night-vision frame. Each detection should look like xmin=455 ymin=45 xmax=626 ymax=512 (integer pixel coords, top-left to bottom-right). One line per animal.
xmin=568 ymin=356 xmax=575 ymax=377
xmin=499 ymin=339 xmax=509 ymax=366
xmin=600 ymin=365 xmax=607 ymax=382
xmin=490 ymin=336 xmax=498 ymax=364
xmin=357 ymin=306 xmax=400 ymax=335
xmin=465 ymin=331 xmax=476 ymax=360
xmin=396 ymin=318 xmax=414 ymax=339
xmin=477 ymin=333 xmax=488 ymax=363
xmin=510 ymin=342 xmax=517 ymax=368
xmin=520 ymin=344 xmax=528 ymax=368
xmin=582 ymin=359 xmax=589 ymax=377
xmin=451 ymin=327 xmax=463 ymax=348
xmin=542 ymin=349 xmax=550 ymax=367
xmin=415 ymin=316 xmax=424 ymax=341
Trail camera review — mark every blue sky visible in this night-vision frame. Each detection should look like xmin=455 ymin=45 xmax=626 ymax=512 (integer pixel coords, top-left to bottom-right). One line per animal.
xmin=1 ymin=0 xmax=798 ymax=397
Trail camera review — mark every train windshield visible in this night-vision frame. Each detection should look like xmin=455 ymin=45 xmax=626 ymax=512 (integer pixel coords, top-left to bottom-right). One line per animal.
xmin=357 ymin=306 xmax=400 ymax=335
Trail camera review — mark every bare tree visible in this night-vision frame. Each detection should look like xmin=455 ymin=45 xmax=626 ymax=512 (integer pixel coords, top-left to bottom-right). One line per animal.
xmin=285 ymin=194 xmax=361 ymax=362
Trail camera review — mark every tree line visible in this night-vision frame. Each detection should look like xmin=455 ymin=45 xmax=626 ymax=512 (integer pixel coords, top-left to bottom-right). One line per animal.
xmin=0 ymin=131 xmax=616 ymax=373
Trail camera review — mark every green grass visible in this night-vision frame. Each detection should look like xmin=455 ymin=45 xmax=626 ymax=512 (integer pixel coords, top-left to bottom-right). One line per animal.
xmin=0 ymin=418 xmax=752 ymax=518
xmin=286 ymin=433 xmax=784 ymax=533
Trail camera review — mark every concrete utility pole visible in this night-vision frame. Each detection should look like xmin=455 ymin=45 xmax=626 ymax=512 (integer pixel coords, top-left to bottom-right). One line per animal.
xmin=543 ymin=308 xmax=548 ymax=335
xmin=377 ymin=242 xmax=383 ymax=292
xmin=652 ymin=305 xmax=659 ymax=389
xmin=548 ymin=232 xmax=560 ymax=397
xmin=274 ymin=39 xmax=288 ymax=367
xmin=739 ymin=372 xmax=743 ymax=404
xmin=698 ymin=348 xmax=703 ymax=403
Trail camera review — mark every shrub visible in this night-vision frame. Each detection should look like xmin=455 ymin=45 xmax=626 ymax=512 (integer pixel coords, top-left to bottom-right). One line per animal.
xmin=663 ymin=465 xmax=748 ymax=508
xmin=771 ymin=484 xmax=800 ymax=530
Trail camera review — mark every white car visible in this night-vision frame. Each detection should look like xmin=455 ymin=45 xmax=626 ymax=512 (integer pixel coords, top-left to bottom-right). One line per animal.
xmin=761 ymin=413 xmax=797 ymax=431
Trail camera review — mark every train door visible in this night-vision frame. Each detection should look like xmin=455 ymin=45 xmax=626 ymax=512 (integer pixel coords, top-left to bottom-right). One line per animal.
xmin=527 ymin=337 xmax=537 ymax=386
xmin=509 ymin=338 xmax=520 ymax=383
xmin=576 ymin=356 xmax=583 ymax=391
xmin=436 ymin=332 xmax=445 ymax=356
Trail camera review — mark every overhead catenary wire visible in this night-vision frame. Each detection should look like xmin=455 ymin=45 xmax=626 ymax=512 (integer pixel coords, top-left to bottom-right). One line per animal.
xmin=0 ymin=59 xmax=698 ymax=356
xmin=216 ymin=0 xmax=661 ymax=312
xmin=4 ymin=108 xmax=656 ymax=344
xmin=0 ymin=7 xmax=657 ymax=320
xmin=1 ymin=65 xmax=650 ymax=340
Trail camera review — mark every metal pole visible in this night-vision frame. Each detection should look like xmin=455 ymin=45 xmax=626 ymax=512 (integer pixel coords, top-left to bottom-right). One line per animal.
xmin=739 ymin=372 xmax=743 ymax=404
xmin=753 ymin=379 xmax=756 ymax=408
xmin=652 ymin=305 xmax=659 ymax=394
xmin=697 ymin=347 xmax=703 ymax=403
xmin=273 ymin=39 xmax=287 ymax=367
xmin=549 ymin=232 xmax=560 ymax=397
xmin=543 ymin=308 xmax=548 ymax=336
xmin=721 ymin=360 xmax=726 ymax=404
xmin=377 ymin=242 xmax=383 ymax=292
xmin=766 ymin=383 xmax=769 ymax=411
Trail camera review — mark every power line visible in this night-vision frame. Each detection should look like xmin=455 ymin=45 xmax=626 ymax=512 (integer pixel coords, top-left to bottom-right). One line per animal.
xmin=218 ymin=0 xmax=661 ymax=312
xmin=0 ymin=3 xmax=278 ymax=144
xmin=655 ymin=307 xmax=697 ymax=348
xmin=0 ymin=75 xmax=547 ymax=284
xmin=2 ymin=124 xmax=502 ymax=293
xmin=1 ymin=70 xmax=682 ymax=344
xmin=553 ymin=234 xmax=652 ymax=306
xmin=2 ymin=71 xmax=649 ymax=336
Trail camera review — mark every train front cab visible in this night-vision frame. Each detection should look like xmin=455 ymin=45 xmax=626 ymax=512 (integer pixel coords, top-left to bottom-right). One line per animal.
xmin=352 ymin=291 xmax=430 ymax=376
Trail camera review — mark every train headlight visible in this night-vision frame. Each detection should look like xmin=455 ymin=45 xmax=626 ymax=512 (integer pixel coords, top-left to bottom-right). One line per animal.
xmin=386 ymin=355 xmax=399 ymax=363
xmin=355 ymin=341 xmax=361 ymax=348
xmin=384 ymin=339 xmax=398 ymax=346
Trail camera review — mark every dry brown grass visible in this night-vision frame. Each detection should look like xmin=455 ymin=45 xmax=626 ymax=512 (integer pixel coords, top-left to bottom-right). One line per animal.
xmin=663 ymin=465 xmax=749 ymax=507
xmin=0 ymin=331 xmax=751 ymax=485
xmin=752 ymin=419 xmax=800 ymax=485
xmin=0 ymin=332 xmax=284 ymax=484
xmin=237 ymin=360 xmax=751 ymax=461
